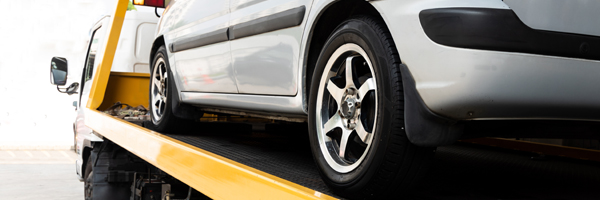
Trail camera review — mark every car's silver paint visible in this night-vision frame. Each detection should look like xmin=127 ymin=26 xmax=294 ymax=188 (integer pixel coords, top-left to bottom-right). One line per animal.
xmin=172 ymin=42 xmax=239 ymax=93
xmin=230 ymin=0 xmax=313 ymax=95
xmin=160 ymin=0 xmax=238 ymax=93
xmin=504 ymin=0 xmax=600 ymax=37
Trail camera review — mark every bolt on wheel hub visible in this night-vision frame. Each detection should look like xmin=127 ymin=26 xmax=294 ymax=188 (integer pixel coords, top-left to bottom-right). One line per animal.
xmin=340 ymin=93 xmax=358 ymax=119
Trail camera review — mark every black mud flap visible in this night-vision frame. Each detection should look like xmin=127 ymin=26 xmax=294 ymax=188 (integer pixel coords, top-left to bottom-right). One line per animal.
xmin=400 ymin=64 xmax=464 ymax=147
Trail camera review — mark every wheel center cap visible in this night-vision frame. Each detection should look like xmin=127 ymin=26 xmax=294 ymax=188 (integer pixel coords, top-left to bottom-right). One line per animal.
xmin=341 ymin=97 xmax=357 ymax=119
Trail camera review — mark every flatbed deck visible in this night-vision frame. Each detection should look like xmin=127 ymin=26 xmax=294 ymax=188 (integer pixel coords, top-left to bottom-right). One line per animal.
xmin=87 ymin=109 xmax=600 ymax=200
xmin=167 ymin=128 xmax=600 ymax=199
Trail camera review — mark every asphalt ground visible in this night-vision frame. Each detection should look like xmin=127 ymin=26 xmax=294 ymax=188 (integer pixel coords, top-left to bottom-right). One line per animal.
xmin=0 ymin=150 xmax=83 ymax=200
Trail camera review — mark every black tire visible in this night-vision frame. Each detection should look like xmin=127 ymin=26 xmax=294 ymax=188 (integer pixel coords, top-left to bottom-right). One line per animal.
xmin=149 ymin=46 xmax=181 ymax=132
xmin=84 ymin=154 xmax=93 ymax=200
xmin=308 ymin=16 xmax=435 ymax=199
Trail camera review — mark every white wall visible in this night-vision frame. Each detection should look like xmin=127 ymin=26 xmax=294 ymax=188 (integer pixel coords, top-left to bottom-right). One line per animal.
xmin=0 ymin=0 xmax=117 ymax=149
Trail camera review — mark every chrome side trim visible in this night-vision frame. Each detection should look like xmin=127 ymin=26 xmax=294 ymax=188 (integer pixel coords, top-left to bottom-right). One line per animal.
xmin=180 ymin=92 xmax=306 ymax=115
xmin=229 ymin=6 xmax=306 ymax=40
xmin=170 ymin=27 xmax=229 ymax=52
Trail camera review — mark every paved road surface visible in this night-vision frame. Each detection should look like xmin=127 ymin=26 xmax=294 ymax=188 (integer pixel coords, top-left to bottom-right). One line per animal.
xmin=0 ymin=150 xmax=83 ymax=200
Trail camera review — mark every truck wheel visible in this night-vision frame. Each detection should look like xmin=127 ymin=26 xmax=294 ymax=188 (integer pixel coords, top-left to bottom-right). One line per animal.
xmin=150 ymin=46 xmax=179 ymax=132
xmin=308 ymin=16 xmax=435 ymax=199
xmin=84 ymin=153 xmax=93 ymax=200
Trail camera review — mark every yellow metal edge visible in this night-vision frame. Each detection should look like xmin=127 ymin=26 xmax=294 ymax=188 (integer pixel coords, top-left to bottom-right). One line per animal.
xmin=84 ymin=108 xmax=338 ymax=200
xmin=86 ymin=0 xmax=130 ymax=109
xmin=110 ymin=72 xmax=151 ymax=78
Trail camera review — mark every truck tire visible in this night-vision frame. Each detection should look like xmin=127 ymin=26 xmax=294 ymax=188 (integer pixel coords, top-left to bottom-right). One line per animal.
xmin=308 ymin=16 xmax=435 ymax=199
xmin=88 ymin=142 xmax=133 ymax=200
xmin=149 ymin=46 xmax=182 ymax=132
xmin=84 ymin=156 xmax=93 ymax=200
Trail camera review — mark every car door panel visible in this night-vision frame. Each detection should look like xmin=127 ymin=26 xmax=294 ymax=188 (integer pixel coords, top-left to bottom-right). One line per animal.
xmin=229 ymin=0 xmax=313 ymax=95
xmin=162 ymin=0 xmax=238 ymax=93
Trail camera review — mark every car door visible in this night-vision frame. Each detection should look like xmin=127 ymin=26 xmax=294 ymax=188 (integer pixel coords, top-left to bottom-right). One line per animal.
xmin=163 ymin=0 xmax=237 ymax=93
xmin=229 ymin=0 xmax=313 ymax=95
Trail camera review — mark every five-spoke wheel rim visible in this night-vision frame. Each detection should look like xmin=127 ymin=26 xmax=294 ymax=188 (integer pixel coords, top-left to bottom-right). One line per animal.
xmin=316 ymin=43 xmax=378 ymax=173
xmin=151 ymin=57 xmax=168 ymax=123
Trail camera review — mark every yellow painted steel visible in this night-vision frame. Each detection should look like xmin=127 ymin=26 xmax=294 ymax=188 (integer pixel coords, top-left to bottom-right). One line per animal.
xmin=98 ymin=72 xmax=150 ymax=111
xmin=86 ymin=0 xmax=130 ymax=109
xmin=84 ymin=108 xmax=338 ymax=200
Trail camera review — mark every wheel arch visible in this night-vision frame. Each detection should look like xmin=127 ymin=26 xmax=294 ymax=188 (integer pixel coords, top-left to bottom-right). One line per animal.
xmin=148 ymin=36 xmax=203 ymax=121
xmin=81 ymin=145 xmax=92 ymax=177
xmin=303 ymin=0 xmax=388 ymax=112
xmin=149 ymin=35 xmax=166 ymax=69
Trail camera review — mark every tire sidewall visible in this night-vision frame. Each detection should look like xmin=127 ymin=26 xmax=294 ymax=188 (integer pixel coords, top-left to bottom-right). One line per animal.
xmin=308 ymin=18 xmax=398 ymax=191
xmin=84 ymin=156 xmax=93 ymax=200
xmin=149 ymin=46 xmax=176 ymax=131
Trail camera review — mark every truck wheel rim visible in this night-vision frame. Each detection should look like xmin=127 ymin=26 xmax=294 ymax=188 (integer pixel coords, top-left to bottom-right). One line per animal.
xmin=315 ymin=43 xmax=378 ymax=173
xmin=151 ymin=57 xmax=168 ymax=122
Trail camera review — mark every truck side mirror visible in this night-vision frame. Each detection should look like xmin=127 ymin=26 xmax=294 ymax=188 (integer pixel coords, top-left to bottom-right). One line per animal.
xmin=50 ymin=57 xmax=68 ymax=86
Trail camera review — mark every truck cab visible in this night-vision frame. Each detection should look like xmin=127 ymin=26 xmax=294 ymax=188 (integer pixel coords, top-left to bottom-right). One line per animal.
xmin=49 ymin=8 xmax=159 ymax=180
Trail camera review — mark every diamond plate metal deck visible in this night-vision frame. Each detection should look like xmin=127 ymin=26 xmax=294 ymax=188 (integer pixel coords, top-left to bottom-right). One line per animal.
xmin=158 ymin=122 xmax=600 ymax=200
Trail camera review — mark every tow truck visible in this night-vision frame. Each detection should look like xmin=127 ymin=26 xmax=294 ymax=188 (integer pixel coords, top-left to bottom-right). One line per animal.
xmin=48 ymin=1 xmax=600 ymax=200
xmin=49 ymin=1 xmax=340 ymax=199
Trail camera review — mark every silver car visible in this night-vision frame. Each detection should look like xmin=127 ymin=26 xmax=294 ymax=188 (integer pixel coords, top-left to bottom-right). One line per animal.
xmin=148 ymin=0 xmax=600 ymax=198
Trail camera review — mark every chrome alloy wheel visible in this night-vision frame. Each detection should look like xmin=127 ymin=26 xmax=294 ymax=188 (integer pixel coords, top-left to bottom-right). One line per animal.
xmin=316 ymin=43 xmax=378 ymax=173
xmin=151 ymin=57 xmax=168 ymax=122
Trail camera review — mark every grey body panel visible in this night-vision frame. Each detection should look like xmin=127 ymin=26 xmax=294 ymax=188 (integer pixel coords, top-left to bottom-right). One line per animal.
xmin=162 ymin=0 xmax=239 ymax=93
xmin=504 ymin=0 xmax=600 ymax=37
xmin=229 ymin=0 xmax=312 ymax=96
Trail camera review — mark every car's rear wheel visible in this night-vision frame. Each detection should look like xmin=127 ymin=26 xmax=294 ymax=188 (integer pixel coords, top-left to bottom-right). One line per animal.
xmin=308 ymin=16 xmax=435 ymax=199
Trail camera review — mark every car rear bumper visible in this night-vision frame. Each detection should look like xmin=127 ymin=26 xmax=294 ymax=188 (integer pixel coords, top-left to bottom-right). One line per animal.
xmin=413 ymin=48 xmax=600 ymax=121
xmin=419 ymin=8 xmax=600 ymax=61
xmin=374 ymin=0 xmax=600 ymax=122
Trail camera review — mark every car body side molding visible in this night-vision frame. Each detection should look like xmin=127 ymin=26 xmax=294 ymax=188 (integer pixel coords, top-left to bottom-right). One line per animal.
xmin=170 ymin=27 xmax=230 ymax=52
xmin=229 ymin=6 xmax=306 ymax=40
xmin=169 ymin=6 xmax=306 ymax=52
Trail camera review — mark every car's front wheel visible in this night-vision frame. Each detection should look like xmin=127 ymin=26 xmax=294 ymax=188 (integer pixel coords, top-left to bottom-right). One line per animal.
xmin=308 ymin=16 xmax=435 ymax=199
xmin=149 ymin=46 xmax=180 ymax=132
